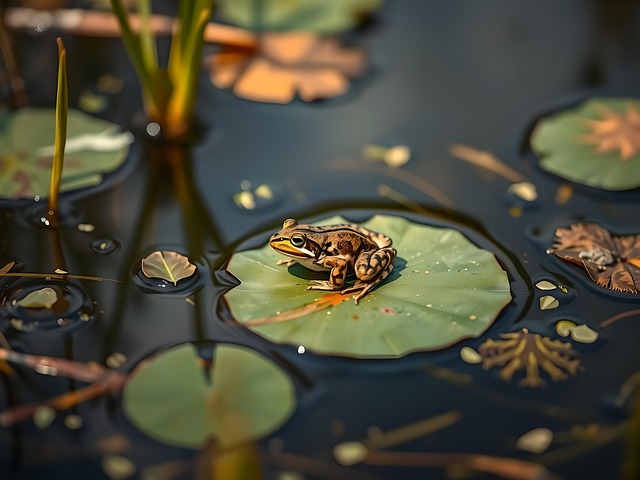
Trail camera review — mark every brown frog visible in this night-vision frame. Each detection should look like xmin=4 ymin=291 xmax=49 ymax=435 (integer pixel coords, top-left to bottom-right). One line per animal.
xmin=269 ymin=219 xmax=397 ymax=304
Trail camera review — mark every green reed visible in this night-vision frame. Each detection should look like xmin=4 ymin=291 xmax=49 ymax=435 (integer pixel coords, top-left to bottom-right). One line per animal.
xmin=110 ymin=0 xmax=214 ymax=140
xmin=46 ymin=37 xmax=67 ymax=221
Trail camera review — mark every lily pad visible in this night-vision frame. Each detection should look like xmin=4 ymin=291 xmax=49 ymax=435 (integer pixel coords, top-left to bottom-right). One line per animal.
xmin=218 ymin=0 xmax=383 ymax=34
xmin=123 ymin=343 xmax=295 ymax=449
xmin=531 ymin=98 xmax=640 ymax=190
xmin=0 ymin=108 xmax=132 ymax=200
xmin=222 ymin=215 xmax=512 ymax=358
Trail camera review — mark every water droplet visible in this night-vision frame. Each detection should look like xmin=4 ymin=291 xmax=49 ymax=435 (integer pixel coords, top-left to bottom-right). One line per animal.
xmin=90 ymin=238 xmax=121 ymax=255
xmin=146 ymin=122 xmax=161 ymax=137
xmin=297 ymin=346 xmax=305 ymax=354
xmin=0 ymin=279 xmax=94 ymax=333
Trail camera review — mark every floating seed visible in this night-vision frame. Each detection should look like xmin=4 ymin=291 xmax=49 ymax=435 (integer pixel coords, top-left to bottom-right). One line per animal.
xmin=333 ymin=441 xmax=368 ymax=466
xmin=571 ymin=324 xmax=599 ymax=344
xmin=77 ymin=223 xmax=95 ymax=232
xmin=102 ymin=455 xmax=136 ymax=480
xmin=555 ymin=320 xmax=576 ymax=337
xmin=460 ymin=346 xmax=482 ymax=364
xmin=64 ymin=414 xmax=83 ymax=430
xmin=33 ymin=406 xmax=56 ymax=429
xmin=516 ymin=428 xmax=553 ymax=454
xmin=508 ymin=182 xmax=538 ymax=202
xmin=535 ymin=280 xmax=556 ymax=291
xmin=539 ymin=295 xmax=559 ymax=310
xmin=106 ymin=352 xmax=127 ymax=369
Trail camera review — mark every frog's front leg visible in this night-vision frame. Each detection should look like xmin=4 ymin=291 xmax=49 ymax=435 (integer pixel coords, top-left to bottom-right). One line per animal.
xmin=307 ymin=256 xmax=349 ymax=291
xmin=342 ymin=247 xmax=397 ymax=303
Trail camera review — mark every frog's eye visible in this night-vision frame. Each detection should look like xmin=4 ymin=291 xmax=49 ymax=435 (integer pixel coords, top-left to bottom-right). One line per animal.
xmin=290 ymin=234 xmax=306 ymax=248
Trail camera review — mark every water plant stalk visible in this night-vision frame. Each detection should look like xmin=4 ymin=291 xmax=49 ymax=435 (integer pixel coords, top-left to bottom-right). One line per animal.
xmin=46 ymin=37 xmax=67 ymax=220
xmin=110 ymin=0 xmax=214 ymax=140
xmin=0 ymin=12 xmax=26 ymax=107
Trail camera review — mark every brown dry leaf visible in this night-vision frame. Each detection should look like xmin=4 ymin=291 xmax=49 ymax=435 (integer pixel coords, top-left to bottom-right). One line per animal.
xmin=141 ymin=251 xmax=196 ymax=286
xmin=548 ymin=223 xmax=640 ymax=294
xmin=478 ymin=328 xmax=580 ymax=387
xmin=208 ymin=32 xmax=366 ymax=104
xmin=0 ymin=262 xmax=15 ymax=276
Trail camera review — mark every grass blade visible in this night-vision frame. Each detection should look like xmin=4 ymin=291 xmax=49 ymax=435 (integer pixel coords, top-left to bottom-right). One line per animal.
xmin=47 ymin=37 xmax=68 ymax=218
xmin=135 ymin=0 xmax=158 ymax=73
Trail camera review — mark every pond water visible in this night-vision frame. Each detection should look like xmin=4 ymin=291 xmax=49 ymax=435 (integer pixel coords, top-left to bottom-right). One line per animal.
xmin=2 ymin=1 xmax=640 ymax=479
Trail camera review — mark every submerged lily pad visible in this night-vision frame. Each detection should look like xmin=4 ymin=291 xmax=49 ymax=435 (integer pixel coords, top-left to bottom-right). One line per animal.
xmin=123 ymin=343 xmax=295 ymax=449
xmin=0 ymin=108 xmax=132 ymax=200
xmin=218 ymin=0 xmax=383 ymax=34
xmin=223 ymin=215 xmax=512 ymax=358
xmin=531 ymin=98 xmax=640 ymax=190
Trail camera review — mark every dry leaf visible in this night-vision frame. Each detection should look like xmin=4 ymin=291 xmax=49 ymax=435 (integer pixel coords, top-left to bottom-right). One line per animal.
xmin=209 ymin=32 xmax=365 ymax=104
xmin=555 ymin=320 xmax=576 ymax=337
xmin=535 ymin=280 xmax=556 ymax=291
xmin=548 ymin=223 xmax=640 ymax=294
xmin=0 ymin=262 xmax=15 ymax=276
xmin=516 ymin=428 xmax=553 ymax=454
xmin=570 ymin=324 xmax=599 ymax=344
xmin=141 ymin=251 xmax=196 ymax=286
xmin=478 ymin=329 xmax=580 ymax=387
xmin=539 ymin=295 xmax=559 ymax=310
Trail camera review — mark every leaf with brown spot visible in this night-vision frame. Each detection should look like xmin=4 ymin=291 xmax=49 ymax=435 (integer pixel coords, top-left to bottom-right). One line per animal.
xmin=141 ymin=251 xmax=196 ymax=286
xmin=548 ymin=222 xmax=640 ymax=294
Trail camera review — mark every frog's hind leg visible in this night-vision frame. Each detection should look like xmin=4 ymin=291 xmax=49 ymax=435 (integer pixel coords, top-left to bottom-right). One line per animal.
xmin=343 ymin=247 xmax=397 ymax=304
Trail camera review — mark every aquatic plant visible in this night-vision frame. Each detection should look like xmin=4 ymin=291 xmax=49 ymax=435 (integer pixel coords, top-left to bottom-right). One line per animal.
xmin=478 ymin=329 xmax=581 ymax=387
xmin=110 ymin=0 xmax=214 ymax=139
xmin=46 ymin=38 xmax=67 ymax=222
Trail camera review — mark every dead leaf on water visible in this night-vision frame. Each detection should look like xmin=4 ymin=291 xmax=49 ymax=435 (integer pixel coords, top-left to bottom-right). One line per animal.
xmin=539 ymin=295 xmax=559 ymax=310
xmin=141 ymin=251 xmax=196 ymax=286
xmin=570 ymin=324 xmax=599 ymax=344
xmin=535 ymin=280 xmax=557 ymax=291
xmin=16 ymin=287 xmax=58 ymax=308
xmin=459 ymin=346 xmax=482 ymax=364
xmin=555 ymin=320 xmax=576 ymax=337
xmin=0 ymin=262 xmax=15 ymax=276
xmin=333 ymin=441 xmax=368 ymax=466
xmin=508 ymin=182 xmax=538 ymax=202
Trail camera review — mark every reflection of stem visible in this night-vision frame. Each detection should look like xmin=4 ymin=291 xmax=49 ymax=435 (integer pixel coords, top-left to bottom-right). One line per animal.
xmin=0 ymin=12 xmax=26 ymax=107
xmin=268 ymin=452 xmax=383 ymax=480
xmin=601 ymin=309 xmax=640 ymax=328
xmin=364 ymin=451 xmax=560 ymax=480
xmin=328 ymin=161 xmax=454 ymax=209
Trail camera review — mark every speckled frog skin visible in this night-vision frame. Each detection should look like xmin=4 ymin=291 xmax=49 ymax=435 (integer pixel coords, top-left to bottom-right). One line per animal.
xmin=269 ymin=219 xmax=397 ymax=304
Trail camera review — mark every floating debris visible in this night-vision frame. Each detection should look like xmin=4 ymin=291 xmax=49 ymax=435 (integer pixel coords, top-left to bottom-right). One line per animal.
xmin=535 ymin=280 xmax=557 ymax=291
xmin=90 ymin=238 xmax=121 ymax=255
xmin=64 ymin=414 xmax=83 ymax=430
xmin=478 ymin=329 xmax=580 ymax=387
xmin=516 ymin=428 xmax=553 ymax=454
xmin=460 ymin=346 xmax=482 ymax=364
xmin=101 ymin=455 xmax=136 ymax=480
xmin=548 ymin=223 xmax=640 ymax=294
xmin=555 ymin=184 xmax=573 ymax=205
xmin=141 ymin=251 xmax=196 ymax=286
xmin=363 ymin=144 xmax=411 ymax=168
xmin=333 ymin=441 xmax=368 ymax=466
xmin=106 ymin=352 xmax=127 ymax=369
xmin=54 ymin=268 xmax=67 ymax=275
xmin=77 ymin=223 xmax=95 ymax=232
xmin=508 ymin=182 xmax=538 ymax=202
xmin=571 ymin=324 xmax=599 ymax=344
xmin=555 ymin=320 xmax=576 ymax=337
xmin=16 ymin=287 xmax=58 ymax=309
xmin=539 ymin=295 xmax=559 ymax=310
xmin=33 ymin=406 xmax=56 ymax=429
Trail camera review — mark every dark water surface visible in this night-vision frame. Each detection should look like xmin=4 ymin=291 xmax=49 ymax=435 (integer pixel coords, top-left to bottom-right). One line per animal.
xmin=2 ymin=1 xmax=640 ymax=479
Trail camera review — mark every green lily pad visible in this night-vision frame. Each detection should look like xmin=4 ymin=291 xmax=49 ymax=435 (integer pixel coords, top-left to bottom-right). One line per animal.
xmin=223 ymin=215 xmax=512 ymax=358
xmin=123 ymin=343 xmax=295 ymax=449
xmin=218 ymin=0 xmax=383 ymax=34
xmin=531 ymin=98 xmax=640 ymax=190
xmin=0 ymin=108 xmax=132 ymax=200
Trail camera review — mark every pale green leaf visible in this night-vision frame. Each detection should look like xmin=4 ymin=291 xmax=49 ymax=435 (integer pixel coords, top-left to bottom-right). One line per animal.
xmin=123 ymin=343 xmax=295 ymax=448
xmin=17 ymin=287 xmax=58 ymax=309
xmin=223 ymin=215 xmax=512 ymax=358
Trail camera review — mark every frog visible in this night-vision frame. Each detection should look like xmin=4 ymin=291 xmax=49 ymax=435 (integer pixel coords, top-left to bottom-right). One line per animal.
xmin=269 ymin=218 xmax=397 ymax=304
